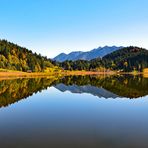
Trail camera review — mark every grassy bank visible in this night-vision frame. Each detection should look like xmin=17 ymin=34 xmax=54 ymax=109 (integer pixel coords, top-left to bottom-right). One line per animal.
xmin=0 ymin=70 xmax=61 ymax=78
xmin=0 ymin=69 xmax=148 ymax=78
xmin=62 ymin=70 xmax=148 ymax=75
xmin=62 ymin=70 xmax=116 ymax=76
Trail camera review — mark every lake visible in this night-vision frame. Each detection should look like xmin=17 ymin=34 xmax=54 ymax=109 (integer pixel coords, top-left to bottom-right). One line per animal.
xmin=0 ymin=75 xmax=148 ymax=148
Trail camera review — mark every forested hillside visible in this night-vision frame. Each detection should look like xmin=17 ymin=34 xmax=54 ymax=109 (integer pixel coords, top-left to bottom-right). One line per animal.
xmin=55 ymin=47 xmax=148 ymax=72
xmin=0 ymin=40 xmax=56 ymax=72
xmin=103 ymin=46 xmax=148 ymax=72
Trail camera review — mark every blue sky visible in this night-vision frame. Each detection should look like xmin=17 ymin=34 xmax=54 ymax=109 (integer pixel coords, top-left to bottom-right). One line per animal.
xmin=0 ymin=0 xmax=148 ymax=58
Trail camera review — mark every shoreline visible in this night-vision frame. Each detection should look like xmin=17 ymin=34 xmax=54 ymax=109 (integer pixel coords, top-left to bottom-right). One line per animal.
xmin=62 ymin=70 xmax=148 ymax=76
xmin=0 ymin=71 xmax=61 ymax=78
xmin=0 ymin=71 xmax=147 ymax=78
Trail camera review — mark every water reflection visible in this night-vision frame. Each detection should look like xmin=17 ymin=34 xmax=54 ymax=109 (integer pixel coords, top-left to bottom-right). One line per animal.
xmin=0 ymin=75 xmax=148 ymax=108
xmin=0 ymin=75 xmax=148 ymax=148
xmin=54 ymin=75 xmax=148 ymax=99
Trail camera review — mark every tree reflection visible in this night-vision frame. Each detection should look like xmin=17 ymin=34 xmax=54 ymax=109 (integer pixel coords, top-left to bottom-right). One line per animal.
xmin=0 ymin=77 xmax=56 ymax=108
xmin=0 ymin=75 xmax=148 ymax=108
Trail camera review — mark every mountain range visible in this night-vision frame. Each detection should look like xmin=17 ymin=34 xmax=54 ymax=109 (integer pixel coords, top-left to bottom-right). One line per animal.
xmin=53 ymin=46 xmax=123 ymax=62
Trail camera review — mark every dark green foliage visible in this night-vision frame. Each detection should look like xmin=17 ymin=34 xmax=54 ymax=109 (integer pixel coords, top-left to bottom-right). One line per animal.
xmin=59 ymin=60 xmax=91 ymax=71
xmin=103 ymin=46 xmax=148 ymax=72
xmin=0 ymin=39 xmax=54 ymax=72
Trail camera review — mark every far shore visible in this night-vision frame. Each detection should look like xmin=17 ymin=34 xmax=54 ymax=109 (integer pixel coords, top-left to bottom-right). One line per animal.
xmin=0 ymin=70 xmax=147 ymax=78
xmin=63 ymin=70 xmax=148 ymax=75
xmin=0 ymin=71 xmax=60 ymax=79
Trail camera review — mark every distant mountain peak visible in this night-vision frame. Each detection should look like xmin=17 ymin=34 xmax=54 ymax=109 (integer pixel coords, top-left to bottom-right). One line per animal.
xmin=58 ymin=53 xmax=67 ymax=56
xmin=53 ymin=46 xmax=123 ymax=62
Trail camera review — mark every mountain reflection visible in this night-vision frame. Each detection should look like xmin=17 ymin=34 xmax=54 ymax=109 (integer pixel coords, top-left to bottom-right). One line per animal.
xmin=0 ymin=75 xmax=148 ymax=108
xmin=55 ymin=84 xmax=119 ymax=98
xmin=54 ymin=75 xmax=148 ymax=99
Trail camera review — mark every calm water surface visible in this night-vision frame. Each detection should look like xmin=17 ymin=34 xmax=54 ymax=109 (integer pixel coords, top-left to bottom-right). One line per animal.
xmin=0 ymin=75 xmax=148 ymax=148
